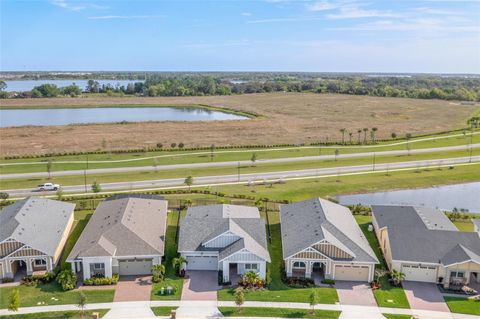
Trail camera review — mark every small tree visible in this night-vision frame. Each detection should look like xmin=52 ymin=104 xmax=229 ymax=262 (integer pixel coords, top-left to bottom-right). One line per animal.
xmin=156 ymin=143 xmax=163 ymax=149
xmin=101 ymin=138 xmax=107 ymax=150
xmin=210 ymin=144 xmax=216 ymax=161
xmin=250 ymin=152 xmax=257 ymax=166
xmin=172 ymin=256 xmax=188 ymax=275
xmin=334 ymin=149 xmax=340 ymax=161
xmin=56 ymin=187 xmax=64 ymax=200
xmin=78 ymin=292 xmax=87 ymax=319
xmin=371 ymin=127 xmax=378 ymax=143
xmin=56 ymin=269 xmax=77 ymax=291
xmin=391 ymin=132 xmax=397 ymax=139
xmin=234 ymin=287 xmax=245 ymax=313
xmin=46 ymin=160 xmax=53 ymax=179
xmin=178 ymin=142 xmax=184 ymax=149
xmin=8 ymin=289 xmax=20 ymax=312
xmin=390 ymin=269 xmax=406 ymax=286
xmin=91 ymin=180 xmax=101 ymax=193
xmin=309 ymin=289 xmax=318 ymax=313
xmin=184 ymin=176 xmax=193 ymax=191
xmin=339 ymin=128 xmax=346 ymax=145
xmin=151 ymin=264 xmax=166 ymax=283
xmin=0 ymin=192 xmax=9 ymax=202
xmin=170 ymin=143 xmax=177 ymax=148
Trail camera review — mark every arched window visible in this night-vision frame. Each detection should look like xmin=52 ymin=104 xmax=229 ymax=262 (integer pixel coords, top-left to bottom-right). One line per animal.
xmin=293 ymin=261 xmax=306 ymax=268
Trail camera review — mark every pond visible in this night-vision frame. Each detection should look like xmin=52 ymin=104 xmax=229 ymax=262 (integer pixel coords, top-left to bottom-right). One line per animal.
xmin=3 ymin=79 xmax=143 ymax=92
xmin=337 ymin=182 xmax=480 ymax=213
xmin=0 ymin=106 xmax=249 ymax=127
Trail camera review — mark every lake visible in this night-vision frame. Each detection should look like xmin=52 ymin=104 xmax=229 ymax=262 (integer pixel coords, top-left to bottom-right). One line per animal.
xmin=337 ymin=182 xmax=480 ymax=213
xmin=0 ymin=107 xmax=249 ymax=127
xmin=3 ymin=79 xmax=143 ymax=92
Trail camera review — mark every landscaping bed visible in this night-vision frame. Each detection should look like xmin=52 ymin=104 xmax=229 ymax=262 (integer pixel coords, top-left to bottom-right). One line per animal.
xmin=0 ymin=309 xmax=110 ymax=319
xmin=219 ymin=307 xmax=341 ymax=318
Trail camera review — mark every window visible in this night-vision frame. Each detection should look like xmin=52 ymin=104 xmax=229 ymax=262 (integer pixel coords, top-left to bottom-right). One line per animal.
xmin=293 ymin=261 xmax=306 ymax=268
xmin=245 ymin=263 xmax=258 ymax=270
xmin=34 ymin=259 xmax=46 ymax=266
xmin=93 ymin=263 xmax=105 ymax=270
xmin=450 ymin=271 xmax=464 ymax=278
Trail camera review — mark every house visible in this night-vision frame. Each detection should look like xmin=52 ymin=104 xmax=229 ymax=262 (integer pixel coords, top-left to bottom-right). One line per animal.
xmin=0 ymin=197 xmax=75 ymax=279
xmin=371 ymin=205 xmax=480 ymax=288
xmin=178 ymin=204 xmax=271 ymax=283
xmin=280 ymin=198 xmax=378 ymax=282
xmin=473 ymin=219 xmax=480 ymax=233
xmin=67 ymin=194 xmax=167 ymax=280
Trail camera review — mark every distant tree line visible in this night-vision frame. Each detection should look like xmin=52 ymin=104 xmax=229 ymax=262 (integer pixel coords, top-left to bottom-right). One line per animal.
xmin=1 ymin=73 xmax=479 ymax=101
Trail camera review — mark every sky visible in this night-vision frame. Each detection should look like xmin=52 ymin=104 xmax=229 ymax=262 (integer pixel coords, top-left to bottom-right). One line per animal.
xmin=1 ymin=0 xmax=479 ymax=73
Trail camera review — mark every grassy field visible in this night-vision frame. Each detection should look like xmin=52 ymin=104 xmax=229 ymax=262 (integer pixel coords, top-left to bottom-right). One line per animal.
xmin=150 ymin=211 xmax=184 ymax=300
xmin=444 ymin=297 xmax=480 ymax=315
xmin=1 ymin=131 xmax=478 ymax=174
xmin=1 ymin=93 xmax=476 ymax=155
xmin=217 ymin=211 xmax=339 ymax=303
xmin=219 ymin=307 xmax=341 ymax=318
xmin=0 ymin=309 xmax=110 ymax=319
xmin=2 ymin=147 xmax=478 ymax=190
xmin=0 ymin=282 xmax=114 ymax=309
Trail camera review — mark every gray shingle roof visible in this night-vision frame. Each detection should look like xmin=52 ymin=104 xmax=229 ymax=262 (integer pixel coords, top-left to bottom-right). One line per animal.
xmin=280 ymin=198 xmax=378 ymax=263
xmin=0 ymin=197 xmax=75 ymax=257
xmin=178 ymin=205 xmax=270 ymax=262
xmin=67 ymin=196 xmax=167 ymax=260
xmin=372 ymin=205 xmax=480 ymax=265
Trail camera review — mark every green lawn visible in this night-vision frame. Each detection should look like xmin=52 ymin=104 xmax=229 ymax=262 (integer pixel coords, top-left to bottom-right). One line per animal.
xmin=453 ymin=220 xmax=474 ymax=232
xmin=151 ymin=211 xmax=184 ymax=300
xmin=0 ymin=282 xmax=114 ymax=309
xmin=218 ymin=212 xmax=339 ymax=304
xmin=60 ymin=210 xmax=93 ymax=268
xmin=219 ymin=307 xmax=341 ymax=318
xmin=382 ymin=314 xmax=412 ymax=319
xmin=444 ymin=297 xmax=480 ymax=315
xmin=151 ymin=307 xmax=178 ymax=316
xmin=0 ymin=309 xmax=110 ymax=319
xmin=355 ymin=216 xmax=410 ymax=309
xmin=2 ymin=148 xmax=478 ymax=190
xmin=1 ymin=130 xmax=477 ymax=174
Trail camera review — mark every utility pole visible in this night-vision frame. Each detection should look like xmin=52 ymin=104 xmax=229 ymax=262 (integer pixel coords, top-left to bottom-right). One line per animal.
xmin=86 ymin=153 xmax=89 ymax=170
xmin=469 ymin=129 xmax=473 ymax=163
xmin=84 ymin=170 xmax=87 ymax=193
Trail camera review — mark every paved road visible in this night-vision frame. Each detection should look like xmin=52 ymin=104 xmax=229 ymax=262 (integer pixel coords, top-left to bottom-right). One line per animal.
xmin=4 ymin=156 xmax=479 ymax=198
xmin=1 ymin=143 xmax=478 ymax=180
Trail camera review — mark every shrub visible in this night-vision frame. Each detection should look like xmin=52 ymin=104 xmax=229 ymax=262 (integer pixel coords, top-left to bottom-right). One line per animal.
xmin=56 ymin=269 xmax=77 ymax=291
xmin=321 ymin=278 xmax=335 ymax=285
xmin=2 ymin=277 xmax=14 ymax=283
xmin=22 ymin=272 xmax=56 ymax=286
xmin=84 ymin=273 xmax=119 ymax=286
xmin=284 ymin=276 xmax=315 ymax=288
xmin=238 ymin=271 xmax=265 ymax=289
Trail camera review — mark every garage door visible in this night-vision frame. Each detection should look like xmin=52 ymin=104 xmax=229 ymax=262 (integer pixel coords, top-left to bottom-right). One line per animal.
xmin=335 ymin=265 xmax=370 ymax=281
xmin=119 ymin=259 xmax=153 ymax=276
xmin=186 ymin=256 xmax=218 ymax=270
xmin=401 ymin=265 xmax=437 ymax=282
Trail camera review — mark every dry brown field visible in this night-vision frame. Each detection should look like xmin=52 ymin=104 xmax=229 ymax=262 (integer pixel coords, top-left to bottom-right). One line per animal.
xmin=0 ymin=93 xmax=476 ymax=156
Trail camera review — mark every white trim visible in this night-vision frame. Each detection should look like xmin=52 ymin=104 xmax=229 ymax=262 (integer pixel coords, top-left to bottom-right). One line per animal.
xmin=218 ymin=248 xmax=266 ymax=262
xmin=284 ymin=239 xmax=333 ymax=260
xmin=443 ymin=260 xmax=480 ymax=268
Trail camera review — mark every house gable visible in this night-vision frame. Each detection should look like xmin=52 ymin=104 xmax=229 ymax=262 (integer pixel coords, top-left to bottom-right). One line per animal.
xmin=220 ymin=248 xmax=266 ymax=262
xmin=0 ymin=238 xmax=24 ymax=259
xmin=286 ymin=239 xmax=354 ymax=261
xmin=203 ymin=231 xmax=241 ymax=249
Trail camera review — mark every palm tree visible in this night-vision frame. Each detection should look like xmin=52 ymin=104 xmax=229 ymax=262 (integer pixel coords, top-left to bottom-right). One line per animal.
xmin=371 ymin=127 xmax=378 ymax=143
xmin=348 ymin=132 xmax=353 ymax=144
xmin=241 ymin=271 xmax=262 ymax=289
xmin=339 ymin=128 xmax=346 ymax=145
xmin=151 ymin=264 xmax=166 ymax=283
xmin=172 ymin=256 xmax=188 ymax=275
xmin=390 ymin=269 xmax=405 ymax=286
xmin=357 ymin=129 xmax=362 ymax=144
xmin=363 ymin=128 xmax=369 ymax=144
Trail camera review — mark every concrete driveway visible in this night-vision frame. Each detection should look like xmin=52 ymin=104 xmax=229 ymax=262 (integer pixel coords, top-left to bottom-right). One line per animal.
xmin=403 ymin=281 xmax=450 ymax=312
xmin=336 ymin=281 xmax=378 ymax=306
xmin=181 ymin=271 xmax=219 ymax=301
xmin=114 ymin=276 xmax=152 ymax=302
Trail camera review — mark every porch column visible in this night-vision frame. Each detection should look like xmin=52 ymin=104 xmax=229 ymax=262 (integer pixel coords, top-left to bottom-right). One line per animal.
xmin=6 ymin=259 xmax=13 ymax=278
xmin=46 ymin=257 xmax=53 ymax=273
xmin=286 ymin=260 xmax=292 ymax=277
xmin=258 ymin=262 xmax=266 ymax=279
xmin=82 ymin=261 xmax=91 ymax=280
xmin=26 ymin=258 xmax=33 ymax=275
xmin=71 ymin=262 xmax=76 ymax=273
xmin=222 ymin=261 xmax=230 ymax=283
xmin=104 ymin=258 xmax=112 ymax=278
xmin=305 ymin=261 xmax=312 ymax=279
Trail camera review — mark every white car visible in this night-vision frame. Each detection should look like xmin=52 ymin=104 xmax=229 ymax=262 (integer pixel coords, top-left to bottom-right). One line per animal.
xmin=38 ymin=183 xmax=60 ymax=191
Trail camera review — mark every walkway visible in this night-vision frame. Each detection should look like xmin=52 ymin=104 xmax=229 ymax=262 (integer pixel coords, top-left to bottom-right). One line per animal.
xmin=1 ymin=300 xmax=479 ymax=319
xmin=403 ymin=281 xmax=450 ymax=313
xmin=114 ymin=276 xmax=153 ymax=302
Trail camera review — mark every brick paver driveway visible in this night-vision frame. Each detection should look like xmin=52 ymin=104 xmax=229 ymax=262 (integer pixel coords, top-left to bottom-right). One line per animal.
xmin=403 ymin=281 xmax=450 ymax=312
xmin=181 ymin=270 xmax=219 ymax=301
xmin=114 ymin=276 xmax=152 ymax=302
xmin=336 ymin=281 xmax=377 ymax=306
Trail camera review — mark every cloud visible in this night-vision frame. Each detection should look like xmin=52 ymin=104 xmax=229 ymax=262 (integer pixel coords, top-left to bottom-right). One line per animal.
xmin=50 ymin=0 xmax=108 ymax=11
xmin=88 ymin=15 xmax=165 ymax=20
xmin=306 ymin=1 xmax=340 ymax=11
xmin=327 ymin=6 xmax=396 ymax=19
xmin=241 ymin=12 xmax=252 ymax=16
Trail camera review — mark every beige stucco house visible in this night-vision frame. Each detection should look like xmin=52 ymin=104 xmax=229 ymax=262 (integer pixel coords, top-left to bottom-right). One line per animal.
xmin=280 ymin=198 xmax=378 ymax=282
xmin=372 ymin=205 xmax=480 ymax=289
xmin=67 ymin=194 xmax=167 ymax=280
xmin=0 ymin=197 xmax=75 ymax=279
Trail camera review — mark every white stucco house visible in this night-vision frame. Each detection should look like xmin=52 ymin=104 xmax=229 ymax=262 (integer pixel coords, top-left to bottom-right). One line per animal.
xmin=67 ymin=194 xmax=167 ymax=280
xmin=178 ymin=204 xmax=271 ymax=283
xmin=372 ymin=205 xmax=480 ymax=289
xmin=280 ymin=198 xmax=378 ymax=282
xmin=0 ymin=197 xmax=75 ymax=279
